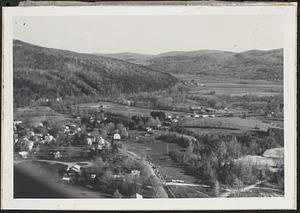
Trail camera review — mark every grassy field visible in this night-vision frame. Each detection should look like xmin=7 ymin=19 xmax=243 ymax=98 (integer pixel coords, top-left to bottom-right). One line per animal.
xmin=124 ymin=131 xmax=197 ymax=183
xmin=123 ymin=131 xmax=217 ymax=198
xmin=14 ymin=106 xmax=72 ymax=126
xmin=185 ymin=127 xmax=243 ymax=135
xmin=176 ymin=74 xmax=283 ymax=96
xmin=76 ymin=101 xmax=188 ymax=117
xmin=179 ymin=117 xmax=274 ymax=131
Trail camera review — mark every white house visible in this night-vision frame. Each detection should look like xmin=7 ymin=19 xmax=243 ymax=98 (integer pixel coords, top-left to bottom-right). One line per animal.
xmin=135 ymin=193 xmax=143 ymax=199
xmin=45 ymin=134 xmax=54 ymax=143
xmin=131 ymin=170 xmax=141 ymax=178
xmin=18 ymin=151 xmax=29 ymax=159
xmin=113 ymin=133 xmax=121 ymax=141
xmin=87 ymin=137 xmax=93 ymax=146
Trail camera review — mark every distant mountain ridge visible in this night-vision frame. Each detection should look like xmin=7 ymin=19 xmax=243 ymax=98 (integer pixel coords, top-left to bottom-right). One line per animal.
xmin=98 ymin=48 xmax=283 ymax=81
xmin=13 ymin=40 xmax=178 ymax=107
xmin=96 ymin=52 xmax=154 ymax=66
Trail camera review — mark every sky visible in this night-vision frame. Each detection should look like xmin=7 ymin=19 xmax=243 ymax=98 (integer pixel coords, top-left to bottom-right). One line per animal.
xmin=13 ymin=15 xmax=283 ymax=55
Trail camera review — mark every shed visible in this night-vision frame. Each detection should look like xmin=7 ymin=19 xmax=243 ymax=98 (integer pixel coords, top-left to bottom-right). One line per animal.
xmin=113 ymin=133 xmax=121 ymax=141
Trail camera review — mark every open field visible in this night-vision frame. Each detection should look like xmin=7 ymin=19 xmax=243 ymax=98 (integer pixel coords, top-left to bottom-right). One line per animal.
xmin=124 ymin=131 xmax=197 ymax=183
xmin=123 ymin=130 xmax=216 ymax=198
xmin=179 ymin=117 xmax=275 ymax=131
xmin=175 ymin=74 xmax=283 ymax=85
xmin=185 ymin=127 xmax=243 ymax=135
xmin=76 ymin=101 xmax=189 ymax=117
xmin=14 ymin=106 xmax=72 ymax=125
xmin=176 ymin=74 xmax=283 ymax=96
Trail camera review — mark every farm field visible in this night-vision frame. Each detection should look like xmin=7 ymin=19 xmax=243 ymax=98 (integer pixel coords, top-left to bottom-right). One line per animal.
xmin=174 ymin=74 xmax=281 ymax=84
xmin=76 ymin=101 xmax=188 ymax=117
xmin=123 ymin=130 xmax=216 ymax=198
xmin=14 ymin=106 xmax=72 ymax=125
xmin=185 ymin=127 xmax=243 ymax=135
xmin=176 ymin=74 xmax=283 ymax=96
xmin=179 ymin=117 xmax=276 ymax=131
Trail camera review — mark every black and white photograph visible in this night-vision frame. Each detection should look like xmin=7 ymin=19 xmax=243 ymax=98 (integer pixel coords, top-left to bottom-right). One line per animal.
xmin=1 ymin=3 xmax=297 ymax=210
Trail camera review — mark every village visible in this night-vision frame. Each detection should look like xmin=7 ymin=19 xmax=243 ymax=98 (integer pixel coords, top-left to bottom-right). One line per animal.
xmin=13 ymin=103 xmax=194 ymax=198
xmin=13 ymin=92 xmax=284 ymax=199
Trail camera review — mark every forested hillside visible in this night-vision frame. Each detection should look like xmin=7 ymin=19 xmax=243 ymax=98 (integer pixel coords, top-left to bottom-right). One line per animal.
xmin=103 ymin=49 xmax=283 ymax=81
xmin=13 ymin=40 xmax=177 ymax=107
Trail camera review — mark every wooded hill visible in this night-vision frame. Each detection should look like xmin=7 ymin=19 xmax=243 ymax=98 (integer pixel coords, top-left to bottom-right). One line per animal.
xmin=100 ymin=49 xmax=283 ymax=81
xmin=13 ymin=40 xmax=177 ymax=107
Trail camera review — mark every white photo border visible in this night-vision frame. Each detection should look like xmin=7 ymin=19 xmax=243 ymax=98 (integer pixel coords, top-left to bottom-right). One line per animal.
xmin=1 ymin=4 xmax=297 ymax=210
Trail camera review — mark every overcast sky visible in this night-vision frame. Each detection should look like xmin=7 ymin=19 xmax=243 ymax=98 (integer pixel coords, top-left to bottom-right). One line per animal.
xmin=13 ymin=15 xmax=283 ymax=54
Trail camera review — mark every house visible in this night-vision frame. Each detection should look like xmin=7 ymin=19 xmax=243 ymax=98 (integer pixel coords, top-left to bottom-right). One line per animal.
xmin=172 ymin=119 xmax=178 ymax=123
xmin=131 ymin=170 xmax=141 ymax=178
xmin=97 ymin=136 xmax=105 ymax=150
xmin=113 ymin=133 xmax=121 ymax=141
xmin=204 ymin=108 xmax=216 ymax=114
xmin=62 ymin=176 xmax=72 ymax=184
xmin=68 ymin=164 xmax=81 ymax=173
xmin=13 ymin=120 xmax=23 ymax=126
xmin=27 ymin=140 xmax=34 ymax=152
xmin=86 ymin=135 xmax=95 ymax=146
xmin=125 ymin=100 xmax=133 ymax=106
xmin=18 ymin=151 xmax=29 ymax=159
xmin=145 ymin=127 xmax=153 ymax=133
xmin=133 ymin=193 xmax=143 ymax=199
xmin=90 ymin=173 xmax=97 ymax=179
xmin=190 ymin=106 xmax=202 ymax=112
xmin=13 ymin=120 xmax=23 ymax=131
xmin=64 ymin=125 xmax=70 ymax=133
xmin=54 ymin=151 xmax=62 ymax=159
xmin=64 ymin=124 xmax=77 ymax=135
xmin=45 ymin=134 xmax=54 ymax=144
xmin=113 ymin=174 xmax=125 ymax=179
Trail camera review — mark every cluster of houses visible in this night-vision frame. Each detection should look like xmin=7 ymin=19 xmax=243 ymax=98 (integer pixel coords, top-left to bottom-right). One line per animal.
xmin=13 ymin=116 xmax=123 ymax=160
xmin=14 ymin=121 xmax=56 ymax=159
xmin=60 ymin=161 xmax=143 ymax=199
xmin=181 ymin=80 xmax=205 ymax=87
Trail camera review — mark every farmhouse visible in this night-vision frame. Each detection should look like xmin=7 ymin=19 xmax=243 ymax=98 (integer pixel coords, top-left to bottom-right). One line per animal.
xmin=113 ymin=133 xmax=121 ymax=141
xmin=54 ymin=151 xmax=62 ymax=159
xmin=204 ymin=107 xmax=216 ymax=114
xmin=145 ymin=127 xmax=153 ymax=133
xmin=86 ymin=134 xmax=95 ymax=146
xmin=190 ymin=106 xmax=202 ymax=112
xmin=18 ymin=151 xmax=29 ymax=159
xmin=44 ymin=134 xmax=55 ymax=144
xmin=131 ymin=170 xmax=141 ymax=179
xmin=13 ymin=120 xmax=23 ymax=129
xmin=68 ymin=164 xmax=82 ymax=174
xmin=96 ymin=136 xmax=106 ymax=150
xmin=132 ymin=193 xmax=143 ymax=199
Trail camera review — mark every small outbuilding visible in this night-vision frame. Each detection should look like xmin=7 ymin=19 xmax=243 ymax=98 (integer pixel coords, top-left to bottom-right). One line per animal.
xmin=113 ymin=133 xmax=121 ymax=141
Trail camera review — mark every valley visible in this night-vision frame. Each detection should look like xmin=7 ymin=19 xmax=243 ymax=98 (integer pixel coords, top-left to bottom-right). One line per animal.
xmin=13 ymin=40 xmax=284 ymax=199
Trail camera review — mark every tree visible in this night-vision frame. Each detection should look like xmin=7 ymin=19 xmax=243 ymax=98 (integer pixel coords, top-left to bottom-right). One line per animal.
xmin=91 ymin=128 xmax=100 ymax=138
xmin=112 ymin=189 xmax=123 ymax=198
xmin=233 ymin=177 xmax=244 ymax=190
xmin=208 ymin=97 xmax=217 ymax=108
xmin=214 ymin=180 xmax=220 ymax=197
xmin=106 ymin=122 xmax=115 ymax=134
xmin=99 ymin=127 xmax=108 ymax=139
xmin=145 ymin=117 xmax=159 ymax=127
